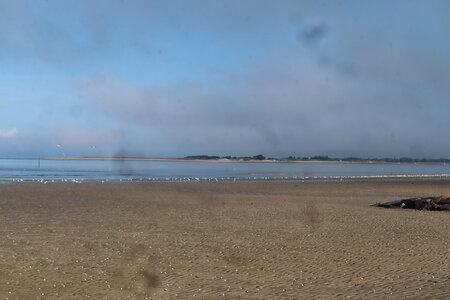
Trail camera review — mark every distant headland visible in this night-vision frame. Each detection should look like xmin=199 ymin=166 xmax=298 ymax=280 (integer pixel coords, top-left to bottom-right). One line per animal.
xmin=183 ymin=155 xmax=450 ymax=164
xmin=44 ymin=155 xmax=450 ymax=164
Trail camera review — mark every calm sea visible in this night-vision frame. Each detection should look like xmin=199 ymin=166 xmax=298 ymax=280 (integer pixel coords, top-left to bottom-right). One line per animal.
xmin=0 ymin=159 xmax=450 ymax=182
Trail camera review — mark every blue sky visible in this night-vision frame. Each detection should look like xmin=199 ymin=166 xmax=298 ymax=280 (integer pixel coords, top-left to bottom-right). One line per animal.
xmin=1 ymin=0 xmax=450 ymax=158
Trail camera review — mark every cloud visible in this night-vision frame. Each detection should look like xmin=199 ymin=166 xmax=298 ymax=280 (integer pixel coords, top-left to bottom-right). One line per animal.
xmin=73 ymin=11 xmax=450 ymax=158
xmin=0 ymin=127 xmax=18 ymax=138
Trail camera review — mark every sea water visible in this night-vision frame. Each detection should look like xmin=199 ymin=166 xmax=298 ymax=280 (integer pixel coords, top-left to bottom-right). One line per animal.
xmin=1 ymin=159 xmax=450 ymax=182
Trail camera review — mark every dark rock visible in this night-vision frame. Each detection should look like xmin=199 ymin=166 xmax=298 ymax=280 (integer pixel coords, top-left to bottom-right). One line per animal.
xmin=372 ymin=197 xmax=450 ymax=211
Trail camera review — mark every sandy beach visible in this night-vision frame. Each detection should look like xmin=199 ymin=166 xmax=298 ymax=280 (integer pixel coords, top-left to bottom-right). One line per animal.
xmin=0 ymin=178 xmax=448 ymax=299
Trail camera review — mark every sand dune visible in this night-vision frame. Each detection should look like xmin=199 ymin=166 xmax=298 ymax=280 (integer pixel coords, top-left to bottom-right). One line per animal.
xmin=0 ymin=178 xmax=449 ymax=299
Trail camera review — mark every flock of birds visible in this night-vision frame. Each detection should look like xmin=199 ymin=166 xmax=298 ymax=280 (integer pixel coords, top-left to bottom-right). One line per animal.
xmin=6 ymin=174 xmax=450 ymax=184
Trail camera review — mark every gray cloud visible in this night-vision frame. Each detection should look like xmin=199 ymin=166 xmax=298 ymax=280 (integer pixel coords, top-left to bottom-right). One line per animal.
xmin=76 ymin=36 xmax=450 ymax=158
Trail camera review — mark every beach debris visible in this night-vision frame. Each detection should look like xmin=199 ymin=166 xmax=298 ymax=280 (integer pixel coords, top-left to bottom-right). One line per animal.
xmin=372 ymin=196 xmax=450 ymax=211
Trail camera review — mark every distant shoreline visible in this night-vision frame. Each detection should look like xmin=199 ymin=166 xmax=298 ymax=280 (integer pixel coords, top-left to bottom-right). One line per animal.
xmin=42 ymin=157 xmax=450 ymax=165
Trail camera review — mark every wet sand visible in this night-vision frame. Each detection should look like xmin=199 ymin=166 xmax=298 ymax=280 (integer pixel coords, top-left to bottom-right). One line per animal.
xmin=0 ymin=178 xmax=449 ymax=299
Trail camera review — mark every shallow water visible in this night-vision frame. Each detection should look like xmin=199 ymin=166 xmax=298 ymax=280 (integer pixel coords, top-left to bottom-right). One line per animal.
xmin=1 ymin=159 xmax=450 ymax=182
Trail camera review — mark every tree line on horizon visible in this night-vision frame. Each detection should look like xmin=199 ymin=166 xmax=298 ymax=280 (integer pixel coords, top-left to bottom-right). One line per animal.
xmin=184 ymin=155 xmax=450 ymax=163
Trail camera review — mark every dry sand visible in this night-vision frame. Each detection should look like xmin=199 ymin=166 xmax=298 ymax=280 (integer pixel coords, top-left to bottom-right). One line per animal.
xmin=0 ymin=178 xmax=449 ymax=299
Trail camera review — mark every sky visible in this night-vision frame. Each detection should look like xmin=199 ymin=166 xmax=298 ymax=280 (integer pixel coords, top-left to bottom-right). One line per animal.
xmin=1 ymin=0 xmax=450 ymax=158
